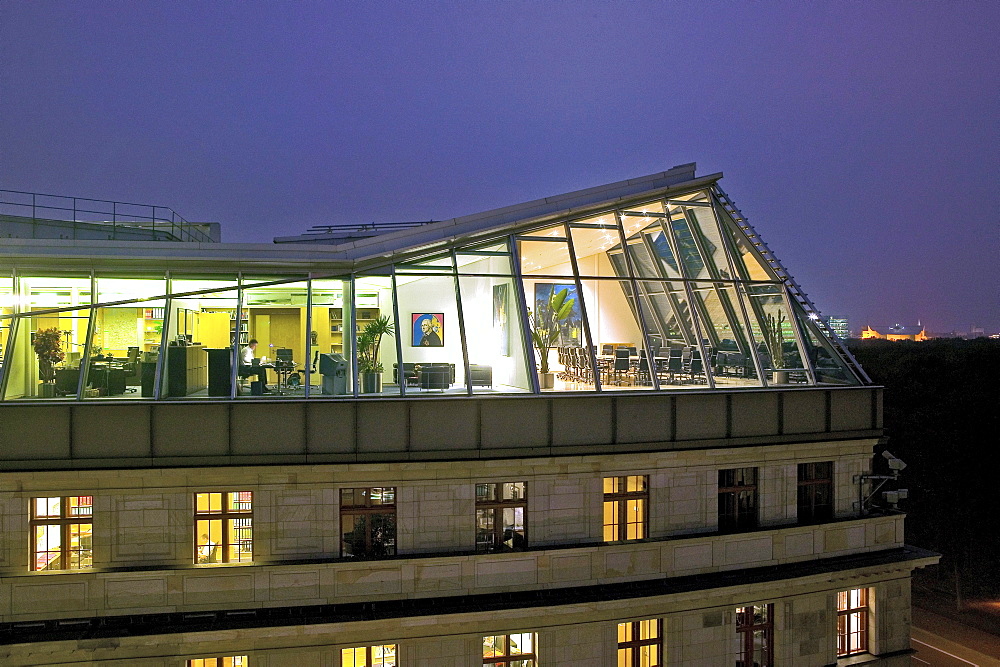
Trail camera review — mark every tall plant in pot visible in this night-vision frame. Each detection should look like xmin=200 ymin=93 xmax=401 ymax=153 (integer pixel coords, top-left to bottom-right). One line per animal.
xmin=33 ymin=327 xmax=65 ymax=397
xmin=530 ymin=287 xmax=574 ymax=389
xmin=761 ymin=311 xmax=788 ymax=384
xmin=357 ymin=315 xmax=394 ymax=393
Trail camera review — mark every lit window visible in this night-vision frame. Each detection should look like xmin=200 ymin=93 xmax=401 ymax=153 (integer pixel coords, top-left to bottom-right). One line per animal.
xmin=797 ymin=461 xmax=833 ymax=523
xmin=31 ymin=496 xmax=93 ymax=571
xmin=341 ymin=487 xmax=397 ymax=557
xmin=603 ymin=475 xmax=648 ymax=541
xmin=194 ymin=491 xmax=253 ymax=564
xmin=735 ymin=603 xmax=773 ymax=667
xmin=483 ymin=633 xmax=537 ymax=666
xmin=837 ymin=588 xmax=869 ymax=656
xmin=187 ymin=658 xmax=247 ymax=667
xmin=342 ymin=644 xmax=396 ymax=666
xmin=617 ymin=618 xmax=662 ymax=666
xmin=718 ymin=468 xmax=758 ymax=532
xmin=476 ymin=482 xmax=526 ymax=553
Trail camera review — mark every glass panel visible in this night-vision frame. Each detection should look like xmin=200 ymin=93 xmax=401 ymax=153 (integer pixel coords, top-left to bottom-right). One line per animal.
xmin=1 ymin=275 xmax=14 ymax=380
xmin=20 ymin=274 xmax=93 ymax=309
xmin=310 ymin=277 xmax=352 ymax=397
xmin=83 ymin=277 xmax=167 ymax=399
xmin=666 ymin=206 xmax=708 ymax=280
xmin=396 ymin=274 xmax=464 ymax=394
xmin=681 ymin=203 xmax=733 ymax=279
xmin=633 ymin=281 xmax=707 ymax=387
xmin=518 ymin=238 xmax=573 ymax=276
xmin=238 ymin=278 xmax=308 ymax=398
xmin=715 ymin=204 xmax=777 ymax=281
xmin=603 ymin=499 xmax=619 ymax=541
xmin=797 ymin=309 xmax=859 ymax=385
xmin=569 ymin=224 xmax=623 ymax=278
xmin=395 ymin=252 xmax=454 ymax=273
xmin=743 ymin=285 xmax=807 ymax=385
xmin=455 ymin=239 xmax=513 ymax=275
xmin=354 ymin=275 xmax=396 ymax=396
xmin=519 ymin=223 xmax=566 ymax=238
xmin=458 ymin=275 xmax=531 ymax=394
xmin=3 ymin=305 xmax=92 ymax=400
xmin=594 ymin=278 xmax=660 ymax=391
xmin=689 ymin=282 xmax=762 ymax=389
xmin=620 ymin=201 xmax=666 ymax=237
xmin=161 ymin=283 xmax=240 ymax=399
xmin=523 ymin=279 xmax=592 ymax=392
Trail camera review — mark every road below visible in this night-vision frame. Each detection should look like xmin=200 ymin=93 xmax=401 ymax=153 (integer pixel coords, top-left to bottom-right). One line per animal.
xmin=912 ymin=606 xmax=1000 ymax=666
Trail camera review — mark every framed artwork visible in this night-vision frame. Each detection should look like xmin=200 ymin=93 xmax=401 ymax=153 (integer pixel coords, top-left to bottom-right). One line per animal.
xmin=493 ymin=283 xmax=510 ymax=357
xmin=534 ymin=283 xmax=582 ymax=346
xmin=412 ymin=313 xmax=444 ymax=347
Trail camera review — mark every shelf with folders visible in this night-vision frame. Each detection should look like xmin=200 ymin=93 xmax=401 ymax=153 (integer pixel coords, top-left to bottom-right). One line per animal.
xmin=230 ymin=309 xmax=248 ymax=346
xmin=328 ymin=307 xmax=380 ymax=354
xmin=142 ymin=307 xmax=164 ymax=350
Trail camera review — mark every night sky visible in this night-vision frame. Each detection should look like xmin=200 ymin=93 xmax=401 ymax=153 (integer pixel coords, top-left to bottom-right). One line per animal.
xmin=1 ymin=2 xmax=997 ymax=333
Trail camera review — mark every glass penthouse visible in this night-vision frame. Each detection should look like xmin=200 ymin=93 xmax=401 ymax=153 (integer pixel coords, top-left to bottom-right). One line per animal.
xmin=0 ymin=165 xmax=935 ymax=665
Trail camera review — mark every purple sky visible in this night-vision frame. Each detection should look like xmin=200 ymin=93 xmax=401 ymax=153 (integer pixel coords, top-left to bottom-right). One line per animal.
xmin=2 ymin=2 xmax=997 ymax=333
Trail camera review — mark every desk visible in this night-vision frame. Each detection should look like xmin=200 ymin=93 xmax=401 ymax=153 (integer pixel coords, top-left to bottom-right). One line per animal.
xmin=271 ymin=360 xmax=296 ymax=394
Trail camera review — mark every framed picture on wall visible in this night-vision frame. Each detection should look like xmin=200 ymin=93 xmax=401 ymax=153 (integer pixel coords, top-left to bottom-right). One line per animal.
xmin=493 ymin=283 xmax=510 ymax=357
xmin=412 ymin=313 xmax=444 ymax=347
xmin=534 ymin=283 xmax=582 ymax=346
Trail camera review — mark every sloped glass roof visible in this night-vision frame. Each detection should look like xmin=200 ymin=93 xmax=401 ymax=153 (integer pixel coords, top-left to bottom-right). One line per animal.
xmin=0 ymin=177 xmax=868 ymax=402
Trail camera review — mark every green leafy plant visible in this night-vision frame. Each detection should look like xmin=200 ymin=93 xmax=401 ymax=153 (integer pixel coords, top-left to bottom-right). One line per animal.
xmin=530 ymin=287 xmax=575 ymax=375
xmin=32 ymin=328 xmax=65 ymax=383
xmin=357 ymin=315 xmax=394 ymax=374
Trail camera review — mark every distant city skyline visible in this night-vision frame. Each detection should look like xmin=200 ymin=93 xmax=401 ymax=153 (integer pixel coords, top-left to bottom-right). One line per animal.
xmin=1 ymin=1 xmax=997 ymax=332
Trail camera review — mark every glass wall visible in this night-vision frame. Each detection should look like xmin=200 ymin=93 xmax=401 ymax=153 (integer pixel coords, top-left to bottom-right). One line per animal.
xmin=0 ymin=187 xmax=863 ymax=400
xmin=310 ymin=276 xmax=352 ymax=397
xmin=239 ymin=277 xmax=309 ymax=398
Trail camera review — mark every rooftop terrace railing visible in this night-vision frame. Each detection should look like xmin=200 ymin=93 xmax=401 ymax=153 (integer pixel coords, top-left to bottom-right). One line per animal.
xmin=0 ymin=188 xmax=213 ymax=243
xmin=303 ymin=221 xmax=438 ymax=235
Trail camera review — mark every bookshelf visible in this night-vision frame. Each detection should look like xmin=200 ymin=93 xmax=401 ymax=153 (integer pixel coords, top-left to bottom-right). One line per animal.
xmin=328 ymin=307 xmax=380 ymax=354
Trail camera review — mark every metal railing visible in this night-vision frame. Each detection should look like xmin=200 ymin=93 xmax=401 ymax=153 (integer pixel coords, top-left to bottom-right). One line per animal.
xmin=0 ymin=189 xmax=213 ymax=243
xmin=303 ymin=221 xmax=438 ymax=235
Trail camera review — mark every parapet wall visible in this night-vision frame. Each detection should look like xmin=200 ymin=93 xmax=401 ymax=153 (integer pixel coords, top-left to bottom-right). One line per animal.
xmin=0 ymin=387 xmax=882 ymax=471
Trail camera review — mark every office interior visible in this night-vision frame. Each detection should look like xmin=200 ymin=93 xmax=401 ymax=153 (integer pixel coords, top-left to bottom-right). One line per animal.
xmin=0 ymin=189 xmax=858 ymax=401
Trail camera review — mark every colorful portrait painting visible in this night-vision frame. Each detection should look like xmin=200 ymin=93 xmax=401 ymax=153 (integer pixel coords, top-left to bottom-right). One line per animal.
xmin=412 ymin=313 xmax=444 ymax=347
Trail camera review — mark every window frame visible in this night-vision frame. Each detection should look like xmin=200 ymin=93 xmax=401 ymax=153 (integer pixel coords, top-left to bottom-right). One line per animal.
xmin=186 ymin=658 xmax=248 ymax=667
xmin=475 ymin=482 xmax=527 ymax=553
xmin=482 ymin=632 xmax=538 ymax=666
xmin=617 ymin=618 xmax=663 ymax=667
xmin=837 ymin=588 xmax=870 ymax=657
xmin=797 ymin=461 xmax=834 ymax=524
xmin=718 ymin=467 xmax=758 ymax=533
xmin=341 ymin=643 xmax=397 ymax=666
xmin=340 ymin=487 xmax=398 ymax=558
xmin=193 ymin=491 xmax=253 ymax=564
xmin=603 ymin=475 xmax=649 ymax=542
xmin=29 ymin=495 xmax=93 ymax=571
xmin=736 ymin=603 xmax=774 ymax=667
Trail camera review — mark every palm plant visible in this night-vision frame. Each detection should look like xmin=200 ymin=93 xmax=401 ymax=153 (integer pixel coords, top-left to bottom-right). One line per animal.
xmin=530 ymin=287 xmax=574 ymax=375
xmin=357 ymin=315 xmax=394 ymax=374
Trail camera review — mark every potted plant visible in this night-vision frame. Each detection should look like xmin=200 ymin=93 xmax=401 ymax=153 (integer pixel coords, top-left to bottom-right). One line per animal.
xmin=33 ymin=327 xmax=65 ymax=397
xmin=530 ymin=287 xmax=574 ymax=389
xmin=761 ymin=311 xmax=788 ymax=384
xmin=357 ymin=315 xmax=394 ymax=393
